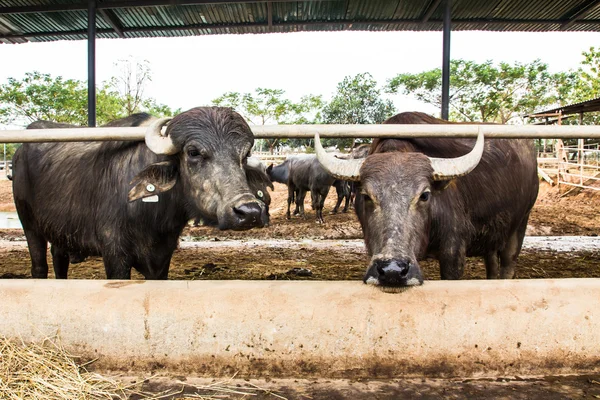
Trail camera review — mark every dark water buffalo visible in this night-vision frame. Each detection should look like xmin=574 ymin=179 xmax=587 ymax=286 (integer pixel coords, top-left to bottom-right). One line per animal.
xmin=267 ymin=155 xmax=349 ymax=223
xmin=26 ymin=116 xmax=273 ymax=229
xmin=315 ymin=111 xmax=539 ymax=287
xmin=14 ymin=107 xmax=268 ymax=279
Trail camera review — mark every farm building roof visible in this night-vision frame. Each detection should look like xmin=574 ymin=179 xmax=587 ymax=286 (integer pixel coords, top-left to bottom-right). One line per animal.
xmin=528 ymin=96 xmax=600 ymax=118
xmin=1 ymin=0 xmax=600 ymax=44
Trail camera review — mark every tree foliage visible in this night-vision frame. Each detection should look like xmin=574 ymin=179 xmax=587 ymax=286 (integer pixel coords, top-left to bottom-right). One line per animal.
xmin=213 ymin=88 xmax=323 ymax=153
xmin=321 ymin=73 xmax=395 ymax=149
xmin=0 ymin=72 xmax=120 ymax=126
xmin=0 ymin=67 xmax=176 ymax=128
xmin=387 ymin=59 xmax=568 ymax=124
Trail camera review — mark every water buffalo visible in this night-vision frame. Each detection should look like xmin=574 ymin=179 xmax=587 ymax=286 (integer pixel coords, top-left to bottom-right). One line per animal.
xmin=266 ymin=155 xmax=349 ymax=223
xmin=26 ymin=117 xmax=273 ymax=229
xmin=315 ymin=111 xmax=539 ymax=286
xmin=14 ymin=107 xmax=268 ymax=279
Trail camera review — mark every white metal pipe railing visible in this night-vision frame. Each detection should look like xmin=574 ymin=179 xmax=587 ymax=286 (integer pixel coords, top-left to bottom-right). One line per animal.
xmin=5 ymin=124 xmax=600 ymax=143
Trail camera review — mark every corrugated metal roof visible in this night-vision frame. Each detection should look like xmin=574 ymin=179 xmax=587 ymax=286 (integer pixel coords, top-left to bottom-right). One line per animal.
xmin=528 ymin=96 xmax=600 ymax=117
xmin=1 ymin=0 xmax=599 ymax=44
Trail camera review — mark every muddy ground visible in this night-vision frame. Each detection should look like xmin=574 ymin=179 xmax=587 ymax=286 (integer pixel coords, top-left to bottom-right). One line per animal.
xmin=1 ymin=179 xmax=600 ymax=280
xmin=126 ymin=374 xmax=600 ymax=400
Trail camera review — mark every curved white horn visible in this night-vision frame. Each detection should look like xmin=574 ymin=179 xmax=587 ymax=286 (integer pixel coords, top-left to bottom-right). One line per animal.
xmin=429 ymin=129 xmax=485 ymax=181
xmin=314 ymin=133 xmax=364 ymax=181
xmin=145 ymin=117 xmax=177 ymax=155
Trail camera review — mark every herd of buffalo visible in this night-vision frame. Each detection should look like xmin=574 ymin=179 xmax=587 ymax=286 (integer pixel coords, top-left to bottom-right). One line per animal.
xmin=11 ymin=107 xmax=539 ymax=287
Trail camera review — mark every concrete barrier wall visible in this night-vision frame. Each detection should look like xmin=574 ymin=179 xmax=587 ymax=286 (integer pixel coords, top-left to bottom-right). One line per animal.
xmin=1 ymin=279 xmax=599 ymax=378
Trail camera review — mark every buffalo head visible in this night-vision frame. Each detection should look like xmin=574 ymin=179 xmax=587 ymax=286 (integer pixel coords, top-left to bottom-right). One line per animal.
xmin=314 ymin=131 xmax=484 ymax=287
xmin=128 ymin=107 xmax=268 ymax=230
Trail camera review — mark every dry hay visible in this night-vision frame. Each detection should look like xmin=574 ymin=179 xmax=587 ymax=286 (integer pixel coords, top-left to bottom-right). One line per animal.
xmin=0 ymin=335 xmax=143 ymax=399
xmin=0 ymin=335 xmax=286 ymax=400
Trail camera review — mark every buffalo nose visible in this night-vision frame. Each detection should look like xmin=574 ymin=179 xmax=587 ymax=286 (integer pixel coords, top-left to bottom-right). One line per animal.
xmin=377 ymin=259 xmax=410 ymax=285
xmin=233 ymin=202 xmax=265 ymax=228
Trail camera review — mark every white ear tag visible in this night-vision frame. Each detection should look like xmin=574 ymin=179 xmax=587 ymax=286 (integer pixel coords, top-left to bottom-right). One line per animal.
xmin=142 ymin=195 xmax=159 ymax=203
xmin=257 ymin=190 xmax=264 ymax=198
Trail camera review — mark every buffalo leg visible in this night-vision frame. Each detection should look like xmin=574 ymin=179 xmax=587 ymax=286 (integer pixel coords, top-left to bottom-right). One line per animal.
xmin=332 ymin=190 xmax=343 ymax=214
xmin=286 ymin=184 xmax=295 ymax=219
xmin=315 ymin=189 xmax=329 ymax=224
xmin=102 ymin=251 xmax=132 ymax=280
xmin=50 ymin=245 xmax=70 ymax=279
xmin=296 ymin=190 xmax=307 ymax=218
xmin=311 ymin=191 xmax=321 ymax=222
xmin=293 ymin=189 xmax=303 ymax=216
xmin=24 ymin=230 xmax=49 ymax=278
xmin=499 ymin=217 xmax=528 ymax=279
xmin=319 ymin=189 xmax=329 ymax=223
xmin=135 ymin=256 xmax=173 ymax=280
xmin=438 ymin=242 xmax=466 ymax=280
xmin=484 ymin=252 xmax=500 ymax=279
xmin=342 ymin=182 xmax=350 ymax=213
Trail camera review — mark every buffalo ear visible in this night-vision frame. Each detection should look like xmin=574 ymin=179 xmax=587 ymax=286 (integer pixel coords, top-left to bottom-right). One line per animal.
xmin=128 ymin=161 xmax=178 ymax=202
xmin=266 ymin=164 xmax=273 ymax=174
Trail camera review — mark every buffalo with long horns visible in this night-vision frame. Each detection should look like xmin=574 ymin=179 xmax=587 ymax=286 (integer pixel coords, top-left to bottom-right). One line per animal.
xmin=13 ymin=107 xmax=268 ymax=280
xmin=315 ymin=112 xmax=539 ymax=287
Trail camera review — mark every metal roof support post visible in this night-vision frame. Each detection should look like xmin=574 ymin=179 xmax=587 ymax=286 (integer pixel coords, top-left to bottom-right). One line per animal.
xmin=87 ymin=0 xmax=96 ymax=127
xmin=441 ymin=0 xmax=451 ymax=120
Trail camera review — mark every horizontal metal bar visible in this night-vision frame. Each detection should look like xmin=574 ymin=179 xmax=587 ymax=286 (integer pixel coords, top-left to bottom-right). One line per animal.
xmin=7 ymin=124 xmax=600 ymax=143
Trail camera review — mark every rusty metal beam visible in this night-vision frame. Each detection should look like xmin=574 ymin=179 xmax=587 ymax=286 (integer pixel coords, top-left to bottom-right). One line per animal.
xmin=98 ymin=9 xmax=125 ymax=38
xmin=560 ymin=0 xmax=600 ymax=31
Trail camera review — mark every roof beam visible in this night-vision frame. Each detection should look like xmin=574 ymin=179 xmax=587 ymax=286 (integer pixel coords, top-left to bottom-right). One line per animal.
xmin=421 ymin=0 xmax=443 ymax=23
xmin=267 ymin=1 xmax=273 ymax=28
xmin=0 ymin=0 xmax=328 ymax=15
xmin=3 ymin=17 xmax=600 ymax=40
xmin=98 ymin=9 xmax=125 ymax=38
xmin=560 ymin=0 xmax=600 ymax=31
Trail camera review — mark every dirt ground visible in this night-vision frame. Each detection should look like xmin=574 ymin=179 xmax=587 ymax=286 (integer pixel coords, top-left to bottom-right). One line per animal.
xmin=2 ymin=179 xmax=600 ymax=280
xmin=126 ymin=374 xmax=600 ymax=400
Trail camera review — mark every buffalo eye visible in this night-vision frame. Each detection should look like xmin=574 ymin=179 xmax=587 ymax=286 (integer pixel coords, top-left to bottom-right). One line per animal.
xmin=419 ymin=191 xmax=431 ymax=202
xmin=187 ymin=147 xmax=207 ymax=159
xmin=362 ymin=193 xmax=374 ymax=207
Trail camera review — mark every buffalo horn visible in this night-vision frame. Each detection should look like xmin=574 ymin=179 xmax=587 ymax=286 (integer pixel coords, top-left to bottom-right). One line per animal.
xmin=314 ymin=133 xmax=364 ymax=181
xmin=428 ymin=130 xmax=485 ymax=181
xmin=145 ymin=117 xmax=177 ymax=155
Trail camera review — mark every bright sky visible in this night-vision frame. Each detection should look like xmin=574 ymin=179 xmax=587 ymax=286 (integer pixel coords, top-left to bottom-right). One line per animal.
xmin=0 ymin=30 xmax=598 ymax=128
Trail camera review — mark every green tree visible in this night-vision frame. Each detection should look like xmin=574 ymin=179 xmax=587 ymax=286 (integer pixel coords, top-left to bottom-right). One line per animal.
xmin=322 ymin=73 xmax=395 ymax=149
xmin=0 ymin=71 xmax=111 ymax=126
xmin=0 ymin=71 xmax=176 ymax=128
xmin=387 ymin=59 xmax=565 ymax=124
xmin=213 ymin=88 xmax=323 ymax=153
